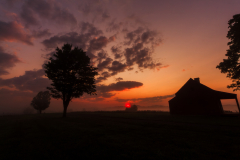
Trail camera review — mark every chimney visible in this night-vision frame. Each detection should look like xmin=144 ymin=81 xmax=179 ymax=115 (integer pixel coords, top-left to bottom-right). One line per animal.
xmin=194 ymin=78 xmax=200 ymax=83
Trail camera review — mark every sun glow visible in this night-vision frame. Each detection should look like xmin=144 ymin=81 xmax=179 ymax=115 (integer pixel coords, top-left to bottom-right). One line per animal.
xmin=125 ymin=102 xmax=131 ymax=108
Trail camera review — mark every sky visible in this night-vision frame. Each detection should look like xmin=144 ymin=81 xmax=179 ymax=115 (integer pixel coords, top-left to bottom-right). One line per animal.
xmin=0 ymin=0 xmax=240 ymax=114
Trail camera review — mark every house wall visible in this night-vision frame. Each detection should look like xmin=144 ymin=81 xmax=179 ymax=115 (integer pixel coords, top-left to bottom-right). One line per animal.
xmin=169 ymin=96 xmax=224 ymax=115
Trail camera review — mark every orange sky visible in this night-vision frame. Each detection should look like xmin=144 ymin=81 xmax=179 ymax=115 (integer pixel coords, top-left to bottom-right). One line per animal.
xmin=0 ymin=0 xmax=240 ymax=114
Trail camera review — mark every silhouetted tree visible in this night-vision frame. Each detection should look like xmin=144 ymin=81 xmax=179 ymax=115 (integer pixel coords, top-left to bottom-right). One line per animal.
xmin=31 ymin=91 xmax=51 ymax=114
xmin=125 ymin=104 xmax=138 ymax=112
xmin=44 ymin=44 xmax=98 ymax=117
xmin=217 ymin=14 xmax=240 ymax=91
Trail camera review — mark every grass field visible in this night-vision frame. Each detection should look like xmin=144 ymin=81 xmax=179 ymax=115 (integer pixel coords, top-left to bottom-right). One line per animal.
xmin=0 ymin=111 xmax=240 ymax=160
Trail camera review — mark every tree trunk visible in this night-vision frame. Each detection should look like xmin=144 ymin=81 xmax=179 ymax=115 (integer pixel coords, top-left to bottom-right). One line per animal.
xmin=63 ymin=100 xmax=70 ymax=118
xmin=63 ymin=106 xmax=67 ymax=118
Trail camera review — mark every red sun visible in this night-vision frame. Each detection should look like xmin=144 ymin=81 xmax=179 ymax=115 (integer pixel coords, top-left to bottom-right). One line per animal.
xmin=125 ymin=102 xmax=131 ymax=108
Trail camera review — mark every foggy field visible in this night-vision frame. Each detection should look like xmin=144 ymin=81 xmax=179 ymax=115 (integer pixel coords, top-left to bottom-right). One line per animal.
xmin=0 ymin=112 xmax=240 ymax=160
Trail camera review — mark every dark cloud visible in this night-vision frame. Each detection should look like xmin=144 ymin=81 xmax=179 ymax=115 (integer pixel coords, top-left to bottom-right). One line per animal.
xmin=111 ymin=46 xmax=123 ymax=59
xmin=106 ymin=20 xmax=123 ymax=32
xmin=0 ymin=46 xmax=22 ymax=75
xmin=108 ymin=61 xmax=127 ymax=74
xmin=115 ymin=94 xmax=174 ymax=103
xmin=32 ymin=29 xmax=51 ymax=38
xmin=42 ymin=22 xmax=164 ymax=84
xmin=141 ymin=30 xmax=158 ymax=44
xmin=21 ymin=4 xmax=39 ymax=26
xmin=41 ymin=51 xmax=55 ymax=60
xmin=42 ymin=24 xmax=104 ymax=50
xmin=95 ymin=71 xmax=112 ymax=83
xmin=4 ymin=0 xmax=22 ymax=6
xmin=80 ymin=22 xmax=103 ymax=35
xmin=20 ymin=0 xmax=77 ymax=26
xmin=124 ymin=27 xmax=161 ymax=47
xmin=81 ymin=81 xmax=143 ymax=102
xmin=97 ymin=58 xmax=113 ymax=71
xmin=97 ymin=50 xmax=108 ymax=62
xmin=88 ymin=36 xmax=109 ymax=52
xmin=0 ymin=69 xmax=51 ymax=92
xmin=97 ymin=81 xmax=143 ymax=93
xmin=42 ymin=32 xmax=90 ymax=50
xmin=83 ymin=91 xmax=115 ymax=100
xmin=125 ymin=47 xmax=153 ymax=69
xmin=0 ymin=21 xmax=33 ymax=45
xmin=78 ymin=0 xmax=110 ymax=22
xmin=124 ymin=27 xmax=144 ymax=45
xmin=115 ymin=77 xmax=123 ymax=81
xmin=122 ymin=27 xmax=162 ymax=70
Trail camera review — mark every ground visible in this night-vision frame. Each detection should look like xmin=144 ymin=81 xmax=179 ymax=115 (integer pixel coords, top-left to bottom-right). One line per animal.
xmin=0 ymin=111 xmax=240 ymax=160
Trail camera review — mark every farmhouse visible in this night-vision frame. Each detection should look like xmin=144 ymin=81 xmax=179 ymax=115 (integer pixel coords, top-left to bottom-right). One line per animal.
xmin=168 ymin=78 xmax=240 ymax=115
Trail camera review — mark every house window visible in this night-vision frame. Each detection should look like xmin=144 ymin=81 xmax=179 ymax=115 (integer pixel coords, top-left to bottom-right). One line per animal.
xmin=220 ymin=99 xmax=239 ymax=113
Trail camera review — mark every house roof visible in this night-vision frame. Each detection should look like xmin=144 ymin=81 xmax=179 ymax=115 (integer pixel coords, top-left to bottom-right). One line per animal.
xmin=175 ymin=78 xmax=237 ymax=99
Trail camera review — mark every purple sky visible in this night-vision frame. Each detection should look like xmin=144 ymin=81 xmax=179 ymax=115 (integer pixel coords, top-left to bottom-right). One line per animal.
xmin=0 ymin=0 xmax=240 ymax=114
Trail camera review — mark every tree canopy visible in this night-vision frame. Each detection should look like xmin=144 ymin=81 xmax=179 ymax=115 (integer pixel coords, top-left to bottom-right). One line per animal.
xmin=217 ymin=14 xmax=240 ymax=91
xmin=44 ymin=43 xmax=98 ymax=117
xmin=31 ymin=91 xmax=51 ymax=113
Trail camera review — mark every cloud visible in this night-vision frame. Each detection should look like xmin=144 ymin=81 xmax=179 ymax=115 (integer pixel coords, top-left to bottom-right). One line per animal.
xmin=88 ymin=36 xmax=109 ymax=52
xmin=20 ymin=0 xmax=77 ymax=26
xmin=95 ymin=71 xmax=112 ymax=83
xmin=97 ymin=81 xmax=143 ymax=93
xmin=0 ymin=69 xmax=51 ymax=92
xmin=124 ymin=27 xmax=144 ymax=45
xmin=115 ymin=77 xmax=123 ymax=82
xmin=20 ymin=3 xmax=39 ymax=26
xmin=97 ymin=57 xmax=113 ymax=71
xmin=31 ymin=29 xmax=51 ymax=38
xmin=0 ymin=21 xmax=33 ymax=45
xmin=115 ymin=94 xmax=175 ymax=103
xmin=97 ymin=50 xmax=108 ymax=62
xmin=122 ymin=27 xmax=162 ymax=70
xmin=124 ymin=27 xmax=161 ymax=47
xmin=108 ymin=61 xmax=127 ymax=74
xmin=42 ymin=25 xmax=103 ymax=50
xmin=0 ymin=46 xmax=22 ymax=75
xmin=111 ymin=46 xmax=123 ymax=59
xmin=80 ymin=22 xmax=103 ymax=35
xmin=42 ymin=22 xmax=164 ymax=84
xmin=78 ymin=0 xmax=111 ymax=22
xmin=4 ymin=0 xmax=23 ymax=8
xmin=106 ymin=20 xmax=123 ymax=32
xmin=42 ymin=32 xmax=91 ymax=50
xmin=81 ymin=81 xmax=143 ymax=102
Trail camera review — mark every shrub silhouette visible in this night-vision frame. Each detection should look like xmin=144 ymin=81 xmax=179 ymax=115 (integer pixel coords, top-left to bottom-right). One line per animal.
xmin=125 ymin=105 xmax=138 ymax=112
xmin=31 ymin=91 xmax=51 ymax=114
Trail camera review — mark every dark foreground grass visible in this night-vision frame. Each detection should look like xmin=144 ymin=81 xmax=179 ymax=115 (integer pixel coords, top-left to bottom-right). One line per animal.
xmin=0 ymin=111 xmax=240 ymax=160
